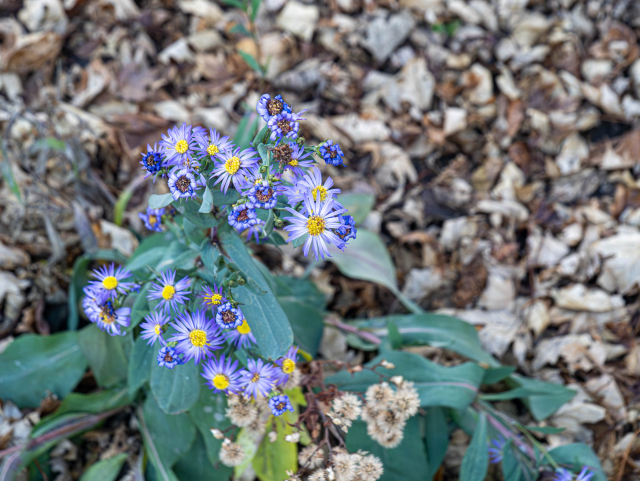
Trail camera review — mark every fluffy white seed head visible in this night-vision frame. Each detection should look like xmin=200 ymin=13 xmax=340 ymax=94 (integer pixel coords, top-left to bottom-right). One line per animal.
xmin=357 ymin=455 xmax=384 ymax=481
xmin=365 ymin=383 xmax=394 ymax=412
xmin=395 ymin=383 xmax=420 ymax=421
xmin=333 ymin=452 xmax=356 ymax=481
xmin=225 ymin=395 xmax=258 ymax=427
xmin=332 ymin=393 xmax=362 ymax=422
xmin=298 ymin=443 xmax=325 ymax=469
xmin=219 ymin=439 xmax=245 ymax=467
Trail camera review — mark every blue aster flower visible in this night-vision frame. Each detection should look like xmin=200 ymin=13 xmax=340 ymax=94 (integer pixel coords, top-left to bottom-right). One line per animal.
xmin=130 ymin=284 xmax=141 ymax=293
xmin=82 ymin=285 xmax=102 ymax=321
xmin=224 ymin=319 xmax=256 ymax=349
xmin=286 ymin=166 xmax=341 ymax=207
xmin=267 ymin=111 xmax=306 ymax=141
xmin=91 ymin=291 xmax=131 ymax=336
xmin=244 ymin=220 xmax=265 ymax=244
xmin=488 ymin=436 xmax=506 ymax=464
xmin=285 ymin=143 xmax=315 ymax=177
xmin=215 ymin=302 xmax=245 ymax=330
xmin=256 ymin=93 xmax=292 ymax=122
xmin=201 ymin=354 xmax=242 ymax=394
xmin=247 ymin=182 xmax=279 ymax=210
xmin=210 ymin=147 xmax=260 ymax=194
xmin=88 ymin=263 xmax=134 ymax=299
xmin=147 ymin=269 xmax=191 ymax=314
xmin=167 ymin=168 xmax=199 ymax=201
xmin=159 ymin=123 xmax=195 ymax=168
xmin=554 ymin=467 xmax=595 ymax=481
xmin=140 ymin=311 xmax=170 ymax=346
xmin=319 ymin=140 xmax=344 ymax=167
xmin=268 ymin=395 xmax=294 ymax=417
xmin=274 ymin=345 xmax=298 ymax=386
xmin=169 ymin=309 xmax=223 ymax=364
xmin=200 ymin=284 xmax=225 ymax=311
xmin=240 ymin=358 xmax=276 ymax=399
xmin=139 ymin=206 xmax=164 ymax=232
xmin=140 ymin=143 xmax=164 ymax=181
xmin=157 ymin=345 xmax=182 ymax=369
xmin=193 ymin=127 xmax=235 ymax=160
xmin=228 ymin=204 xmax=259 ymax=232
xmin=284 ymin=195 xmax=347 ymax=260
xmin=335 ymin=214 xmax=357 ymax=243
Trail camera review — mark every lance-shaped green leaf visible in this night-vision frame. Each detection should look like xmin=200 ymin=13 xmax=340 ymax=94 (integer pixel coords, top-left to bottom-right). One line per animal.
xmin=425 ymin=407 xmax=450 ymax=479
xmin=253 ymin=125 xmax=269 ymax=146
xmin=351 ymin=313 xmax=498 ymax=366
xmin=80 ymin=453 xmax=128 ymax=481
xmin=499 ymin=375 xmax=576 ymax=421
xmin=459 ymin=412 xmax=488 ymax=481
xmin=0 ymin=331 xmax=88 ymax=408
xmin=150 ymin=359 xmax=201 ymax=414
xmin=219 ymin=229 xmax=293 ymax=360
xmin=337 ymin=192 xmax=375 ymax=225
xmin=277 ymin=299 xmax=324 ymax=357
xmin=53 ymin=388 xmax=130 ymax=418
xmin=199 ymin=186 xmax=214 ymax=213
xmin=149 ymin=193 xmax=174 ymax=209
xmin=128 ymin=336 xmax=156 ymax=397
xmin=175 ymin=200 xmax=218 ymax=228
xmin=78 ymin=325 xmax=131 ymax=388
xmin=326 ymin=351 xmax=483 ymax=410
xmin=208 ymin=183 xmax=241 ymax=206
xmin=261 ymin=209 xmax=275 ymax=238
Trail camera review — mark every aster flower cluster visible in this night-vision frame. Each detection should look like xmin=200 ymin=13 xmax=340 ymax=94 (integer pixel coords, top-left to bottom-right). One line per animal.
xmin=139 ymin=93 xmax=356 ymax=260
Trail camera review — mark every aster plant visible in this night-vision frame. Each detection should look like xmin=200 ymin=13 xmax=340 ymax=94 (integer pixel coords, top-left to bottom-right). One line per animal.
xmin=3 ymin=93 xmax=605 ymax=481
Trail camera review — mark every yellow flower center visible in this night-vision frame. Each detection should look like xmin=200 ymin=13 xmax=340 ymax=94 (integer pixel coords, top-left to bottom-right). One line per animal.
xmin=189 ymin=329 xmax=207 ymax=348
xmin=225 ymin=156 xmax=241 ymax=175
xmin=237 ymin=320 xmax=251 ymax=335
xmin=175 ymin=139 xmax=189 ymax=154
xmin=99 ymin=313 xmax=115 ymax=324
xmin=311 ymin=186 xmax=327 ymax=202
xmin=282 ymin=359 xmax=296 ymax=374
xmin=251 ymin=373 xmax=260 ymax=383
xmin=213 ymin=374 xmax=230 ymax=390
xmin=154 ymin=325 xmax=161 ymax=335
xmin=162 ymin=285 xmax=175 ymax=300
xmin=207 ymin=143 xmax=219 ymax=156
xmin=148 ymin=215 xmax=157 ymax=226
xmin=102 ymin=276 xmax=118 ymax=290
xmin=288 ymin=159 xmax=298 ymax=167
xmin=205 ymin=293 xmax=223 ymax=306
xmin=306 ymin=215 xmax=325 ymax=236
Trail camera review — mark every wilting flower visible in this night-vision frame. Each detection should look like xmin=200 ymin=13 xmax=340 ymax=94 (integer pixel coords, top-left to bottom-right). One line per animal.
xmin=283 ymin=195 xmax=347 ymax=260
xmin=168 ymin=168 xmax=199 ymax=201
xmin=92 ymin=291 xmax=131 ymax=336
xmin=140 ymin=311 xmax=169 ymax=346
xmin=257 ymin=93 xmax=292 ymax=121
xmin=554 ymin=467 xmax=595 ymax=481
xmin=319 ymin=140 xmax=344 ymax=167
xmin=269 ymin=395 xmax=294 ymax=416
xmin=157 ymin=345 xmax=182 ymax=369
xmin=240 ymin=358 xmax=276 ymax=399
xmin=274 ymin=345 xmax=298 ymax=386
xmin=139 ymin=206 xmax=164 ymax=232
xmin=147 ymin=269 xmax=191 ymax=314
xmin=267 ymin=111 xmax=306 ymax=141
xmin=193 ymin=127 xmax=234 ymax=160
xmin=211 ymin=147 xmax=260 ymax=194
xmin=215 ymin=302 xmax=245 ymax=330
xmin=202 ymin=354 xmax=242 ymax=394
xmin=169 ymin=309 xmax=223 ymax=364
xmin=140 ymin=143 xmax=164 ymax=181
xmin=159 ymin=123 xmax=195 ymax=167
xmin=247 ymin=181 xmax=280 ymax=210
xmin=228 ymin=204 xmax=259 ymax=232
xmin=200 ymin=284 xmax=225 ymax=311
xmin=89 ymin=263 xmax=133 ymax=299
xmin=335 ymin=215 xmax=357 ymax=243
xmin=274 ymin=142 xmax=314 ymax=177
xmin=225 ymin=319 xmax=256 ymax=349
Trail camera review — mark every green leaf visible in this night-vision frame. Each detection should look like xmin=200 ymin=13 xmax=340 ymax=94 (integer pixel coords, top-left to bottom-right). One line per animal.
xmin=327 ymin=351 xmax=483 ymax=410
xmin=253 ymin=413 xmax=297 ymax=481
xmin=125 ymin=246 xmax=166 ymax=273
xmin=507 ymin=375 xmax=576 ymax=421
xmin=386 ymin=321 xmax=402 ymax=349
xmin=130 ymin=283 xmax=151 ymax=328
xmin=277 ymin=299 xmax=324 ymax=357
xmin=424 ymin=407 xmax=450 ymax=479
xmin=524 ymin=425 xmax=565 ymax=434
xmin=261 ymin=209 xmax=275 ymax=238
xmin=187 ymin=386 xmax=232 ymax=469
xmin=337 ymin=192 xmax=375 ymax=225
xmin=174 ymin=433 xmax=228 ymax=481
xmin=501 ymin=440 xmax=523 ymax=481
xmin=482 ymin=365 xmax=516 ymax=385
xmin=459 ymin=412 xmax=488 ymax=481
xmin=149 ymin=193 xmax=174 ymax=209
xmin=222 ymin=0 xmax=245 ymax=9
xmin=352 ymin=313 xmax=498 ymax=366
xmin=234 ymin=113 xmax=259 ymax=150
xmin=53 ymin=388 xmax=130 ymax=418
xmin=183 ymin=218 xmax=207 ymax=245
xmin=78 ymin=325 xmax=131 ymax=389
xmin=249 ymin=0 xmax=262 ymax=21
xmin=0 ymin=332 xmax=88 ymax=408
xmin=253 ymin=126 xmax=269 ymax=147
xmin=114 ymin=187 xmax=134 ymax=226
xmin=547 ymin=444 xmax=606 ymax=481
xmin=346 ymin=419 xmax=428 ymax=481
xmin=208 ymin=183 xmax=241 ymax=206
xmin=257 ymin=143 xmax=269 ymax=164
xmin=220 ymin=229 xmax=293 ymax=359
xmin=128 ymin=336 xmax=156 ymax=397
xmin=291 ymin=233 xmax=308 ymax=248
xmin=150 ymin=360 xmax=201 ymax=414
xmin=327 ymin=229 xmax=422 ymax=314
xmin=199 ymin=186 xmax=214 ymax=213
xmin=238 ymin=51 xmax=263 ymax=77
xmin=274 ymin=275 xmax=326 ymax=310
xmin=141 ymin=396 xmax=196 ymax=467
xmin=175 ymin=200 xmax=218 ymax=228
xmin=79 ymin=453 xmax=128 ymax=481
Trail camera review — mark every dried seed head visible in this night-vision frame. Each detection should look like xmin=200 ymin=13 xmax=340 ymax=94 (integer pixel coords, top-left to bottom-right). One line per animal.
xmin=395 ymin=383 xmax=420 ymax=421
xmin=375 ymin=408 xmax=405 ymax=433
xmin=219 ymin=439 xmax=245 ymax=467
xmin=309 ymin=468 xmax=335 ymax=481
xmin=332 ymin=394 xmax=362 ymax=422
xmin=365 ymin=383 xmax=394 ymax=411
xmin=225 ymin=395 xmax=258 ymax=427
xmin=357 ymin=455 xmax=384 ymax=481
xmin=246 ymin=414 xmax=267 ymax=439
xmin=299 ymin=443 xmax=325 ymax=469
xmin=333 ymin=452 xmax=356 ymax=481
